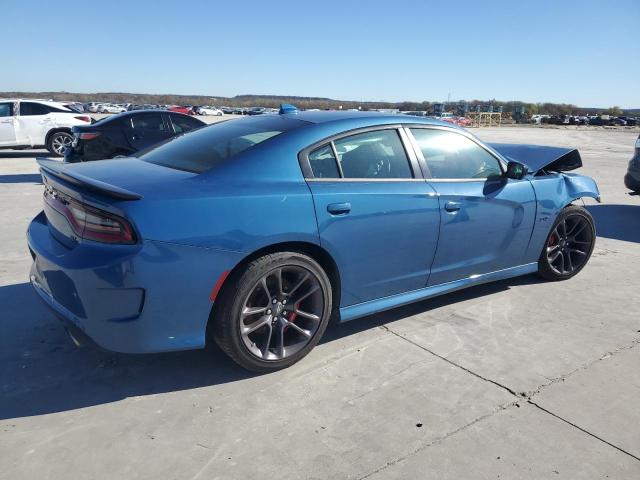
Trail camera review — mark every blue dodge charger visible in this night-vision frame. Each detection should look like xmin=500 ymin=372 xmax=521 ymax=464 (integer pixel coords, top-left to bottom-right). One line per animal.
xmin=27 ymin=106 xmax=600 ymax=371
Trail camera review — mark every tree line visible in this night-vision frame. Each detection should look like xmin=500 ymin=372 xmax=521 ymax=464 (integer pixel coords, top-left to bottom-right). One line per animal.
xmin=0 ymin=91 xmax=634 ymax=117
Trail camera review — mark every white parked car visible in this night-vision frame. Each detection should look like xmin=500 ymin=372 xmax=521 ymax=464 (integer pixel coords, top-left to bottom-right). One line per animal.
xmin=196 ymin=106 xmax=223 ymax=116
xmin=86 ymin=102 xmax=102 ymax=113
xmin=0 ymin=99 xmax=92 ymax=156
xmin=97 ymin=103 xmax=126 ymax=114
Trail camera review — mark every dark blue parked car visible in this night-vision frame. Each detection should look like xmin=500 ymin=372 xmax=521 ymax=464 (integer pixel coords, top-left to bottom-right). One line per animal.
xmin=28 ymin=107 xmax=600 ymax=371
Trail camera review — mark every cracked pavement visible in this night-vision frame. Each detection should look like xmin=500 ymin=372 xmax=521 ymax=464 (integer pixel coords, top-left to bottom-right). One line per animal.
xmin=1 ymin=125 xmax=639 ymax=479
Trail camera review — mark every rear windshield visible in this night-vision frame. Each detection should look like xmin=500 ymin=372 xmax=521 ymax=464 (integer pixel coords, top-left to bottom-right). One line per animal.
xmin=140 ymin=116 xmax=306 ymax=173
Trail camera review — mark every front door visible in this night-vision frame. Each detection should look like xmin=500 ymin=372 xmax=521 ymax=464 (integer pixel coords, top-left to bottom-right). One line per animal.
xmin=124 ymin=112 xmax=173 ymax=151
xmin=408 ymin=127 xmax=536 ymax=286
xmin=304 ymin=127 xmax=440 ymax=307
xmin=0 ymin=102 xmax=16 ymax=145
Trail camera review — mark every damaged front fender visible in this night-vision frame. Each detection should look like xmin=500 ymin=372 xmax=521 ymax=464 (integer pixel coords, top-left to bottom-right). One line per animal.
xmin=562 ymin=172 xmax=601 ymax=204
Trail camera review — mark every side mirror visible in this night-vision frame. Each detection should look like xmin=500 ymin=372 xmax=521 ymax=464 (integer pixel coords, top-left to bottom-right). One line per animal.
xmin=505 ymin=160 xmax=528 ymax=180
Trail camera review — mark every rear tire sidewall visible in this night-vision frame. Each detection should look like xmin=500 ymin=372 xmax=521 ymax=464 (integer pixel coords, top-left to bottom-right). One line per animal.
xmin=538 ymin=205 xmax=596 ymax=281
xmin=213 ymin=252 xmax=333 ymax=372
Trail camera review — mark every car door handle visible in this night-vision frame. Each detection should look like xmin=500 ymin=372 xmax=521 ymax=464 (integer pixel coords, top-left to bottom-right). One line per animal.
xmin=444 ymin=201 xmax=462 ymax=212
xmin=327 ymin=202 xmax=351 ymax=215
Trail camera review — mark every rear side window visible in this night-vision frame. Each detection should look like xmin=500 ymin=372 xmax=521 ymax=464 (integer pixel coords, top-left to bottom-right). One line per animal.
xmin=19 ymin=102 xmax=50 ymax=116
xmin=333 ymin=129 xmax=413 ymax=179
xmin=171 ymin=114 xmax=203 ymax=133
xmin=410 ymin=128 xmax=502 ymax=179
xmin=140 ymin=116 xmax=306 ymax=173
xmin=130 ymin=113 xmax=167 ymax=131
xmin=309 ymin=145 xmax=340 ymax=178
xmin=0 ymin=102 xmax=13 ymax=117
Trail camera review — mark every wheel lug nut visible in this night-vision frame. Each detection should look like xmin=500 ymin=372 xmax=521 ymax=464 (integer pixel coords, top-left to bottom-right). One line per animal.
xmin=267 ymin=309 xmax=271 ymax=315
xmin=283 ymin=299 xmax=287 ymax=304
xmin=272 ymin=299 xmax=277 ymax=304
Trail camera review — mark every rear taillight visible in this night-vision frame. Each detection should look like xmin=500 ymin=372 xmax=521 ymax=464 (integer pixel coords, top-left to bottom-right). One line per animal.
xmin=78 ymin=132 xmax=101 ymax=140
xmin=44 ymin=186 xmax=136 ymax=244
xmin=75 ymin=116 xmax=91 ymax=123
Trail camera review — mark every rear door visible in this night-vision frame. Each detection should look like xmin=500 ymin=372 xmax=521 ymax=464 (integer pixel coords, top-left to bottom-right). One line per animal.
xmin=407 ymin=127 xmax=536 ymax=286
xmin=124 ymin=112 xmax=173 ymax=151
xmin=0 ymin=102 xmax=17 ymax=145
xmin=302 ymin=126 xmax=440 ymax=307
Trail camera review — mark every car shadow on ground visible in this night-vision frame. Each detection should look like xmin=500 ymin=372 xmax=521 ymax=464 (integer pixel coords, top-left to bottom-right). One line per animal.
xmin=0 ymin=174 xmax=42 ymax=184
xmin=586 ymin=204 xmax=640 ymax=244
xmin=0 ymin=275 xmax=541 ymax=420
xmin=0 ymin=150 xmax=49 ymax=159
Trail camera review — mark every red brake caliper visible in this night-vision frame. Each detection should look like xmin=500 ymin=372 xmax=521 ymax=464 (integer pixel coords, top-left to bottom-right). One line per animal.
xmin=288 ymin=303 xmax=300 ymax=323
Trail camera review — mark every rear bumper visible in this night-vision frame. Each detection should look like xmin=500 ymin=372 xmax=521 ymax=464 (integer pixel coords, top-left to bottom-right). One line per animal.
xmin=27 ymin=211 xmax=243 ymax=353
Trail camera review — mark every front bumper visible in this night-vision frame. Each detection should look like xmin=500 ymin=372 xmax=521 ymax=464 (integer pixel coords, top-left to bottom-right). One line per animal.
xmin=27 ymin=211 xmax=243 ymax=353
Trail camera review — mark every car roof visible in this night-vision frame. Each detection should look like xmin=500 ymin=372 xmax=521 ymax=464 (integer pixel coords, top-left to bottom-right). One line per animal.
xmin=93 ymin=109 xmax=206 ymax=125
xmin=0 ymin=98 xmax=70 ymax=107
xmin=280 ymin=110 xmax=457 ymax=128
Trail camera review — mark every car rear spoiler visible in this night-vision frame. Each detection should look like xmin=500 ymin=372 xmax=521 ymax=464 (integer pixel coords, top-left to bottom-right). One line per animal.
xmin=36 ymin=158 xmax=143 ymax=200
xmin=488 ymin=144 xmax=582 ymax=173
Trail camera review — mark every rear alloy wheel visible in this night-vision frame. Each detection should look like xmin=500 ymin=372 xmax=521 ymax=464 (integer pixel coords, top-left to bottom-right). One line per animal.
xmin=47 ymin=131 xmax=73 ymax=157
xmin=213 ymin=252 xmax=332 ymax=371
xmin=538 ymin=205 xmax=595 ymax=280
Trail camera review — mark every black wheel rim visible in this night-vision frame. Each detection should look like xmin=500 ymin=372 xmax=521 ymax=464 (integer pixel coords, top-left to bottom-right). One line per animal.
xmin=546 ymin=214 xmax=593 ymax=275
xmin=240 ymin=266 xmax=324 ymax=361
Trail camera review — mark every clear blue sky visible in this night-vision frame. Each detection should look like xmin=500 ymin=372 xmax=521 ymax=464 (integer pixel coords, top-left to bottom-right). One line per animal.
xmin=3 ymin=0 xmax=638 ymax=107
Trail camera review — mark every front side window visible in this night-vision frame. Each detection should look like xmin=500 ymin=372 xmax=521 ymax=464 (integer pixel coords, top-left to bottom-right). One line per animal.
xmin=410 ymin=128 xmax=502 ymax=179
xmin=130 ymin=113 xmax=167 ymax=131
xmin=19 ymin=102 xmax=50 ymax=116
xmin=171 ymin=115 xmax=203 ymax=134
xmin=0 ymin=102 xmax=13 ymax=117
xmin=333 ymin=129 xmax=413 ymax=179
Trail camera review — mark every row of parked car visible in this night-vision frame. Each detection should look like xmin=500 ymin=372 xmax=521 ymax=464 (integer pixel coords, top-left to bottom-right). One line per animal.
xmin=531 ymin=114 xmax=638 ymax=126
xmin=0 ymin=98 xmax=207 ymax=157
xmin=78 ymin=103 xmax=284 ymax=117
xmin=80 ymin=103 xmax=225 ymax=116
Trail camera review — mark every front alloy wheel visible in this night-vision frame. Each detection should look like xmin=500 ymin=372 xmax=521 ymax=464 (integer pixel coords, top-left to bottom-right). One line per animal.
xmin=538 ymin=205 xmax=595 ymax=280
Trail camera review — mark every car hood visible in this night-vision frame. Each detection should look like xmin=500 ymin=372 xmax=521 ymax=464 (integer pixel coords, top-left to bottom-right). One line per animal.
xmin=488 ymin=143 xmax=582 ymax=173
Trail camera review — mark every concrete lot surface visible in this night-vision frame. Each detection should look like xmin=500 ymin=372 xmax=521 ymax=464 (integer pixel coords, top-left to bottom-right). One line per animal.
xmin=1 ymin=125 xmax=639 ymax=479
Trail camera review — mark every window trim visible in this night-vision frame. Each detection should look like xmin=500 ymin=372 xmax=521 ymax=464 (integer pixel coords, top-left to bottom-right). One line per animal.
xmin=406 ymin=125 xmax=507 ymax=182
xmin=298 ymin=125 xmax=424 ymax=181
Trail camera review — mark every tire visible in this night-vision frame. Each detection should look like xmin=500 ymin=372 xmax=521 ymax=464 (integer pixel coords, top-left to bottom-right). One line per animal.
xmin=624 ymin=173 xmax=640 ymax=192
xmin=212 ymin=252 xmax=333 ymax=372
xmin=47 ymin=131 xmax=73 ymax=157
xmin=537 ymin=205 xmax=596 ymax=281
